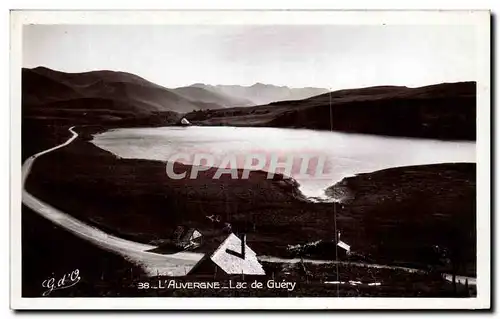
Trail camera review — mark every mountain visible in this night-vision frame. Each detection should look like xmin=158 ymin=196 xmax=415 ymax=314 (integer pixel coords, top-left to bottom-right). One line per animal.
xmin=185 ymin=82 xmax=477 ymax=140
xmin=172 ymin=86 xmax=254 ymax=108
xmin=22 ymin=67 xmax=476 ymax=140
xmin=22 ymin=67 xmax=227 ymax=125
xmin=189 ymin=83 xmax=329 ymax=105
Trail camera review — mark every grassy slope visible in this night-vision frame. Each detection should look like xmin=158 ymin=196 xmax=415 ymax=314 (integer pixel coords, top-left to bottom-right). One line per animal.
xmin=185 ymin=82 xmax=476 ymax=140
xmin=22 ymin=206 xmax=145 ymax=297
xmin=329 ymin=163 xmax=476 ymax=276
xmin=22 ymin=67 xmax=227 ymax=122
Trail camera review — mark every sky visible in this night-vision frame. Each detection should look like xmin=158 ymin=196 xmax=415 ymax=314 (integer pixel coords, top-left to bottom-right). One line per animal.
xmin=23 ymin=24 xmax=477 ymax=90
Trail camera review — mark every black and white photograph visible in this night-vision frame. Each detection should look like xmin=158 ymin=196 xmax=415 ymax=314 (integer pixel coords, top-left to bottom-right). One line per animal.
xmin=10 ymin=10 xmax=491 ymax=309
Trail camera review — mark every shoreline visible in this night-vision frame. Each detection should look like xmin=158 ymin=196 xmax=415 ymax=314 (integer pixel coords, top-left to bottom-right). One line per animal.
xmin=89 ymin=125 xmax=475 ymax=202
xmin=23 ymin=123 xmax=476 ymax=277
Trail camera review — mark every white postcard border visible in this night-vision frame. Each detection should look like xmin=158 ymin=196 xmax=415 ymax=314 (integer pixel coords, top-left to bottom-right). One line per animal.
xmin=10 ymin=9 xmax=491 ymax=310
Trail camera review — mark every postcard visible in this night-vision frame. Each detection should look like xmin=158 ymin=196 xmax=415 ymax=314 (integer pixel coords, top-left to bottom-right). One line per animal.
xmin=10 ymin=10 xmax=491 ymax=310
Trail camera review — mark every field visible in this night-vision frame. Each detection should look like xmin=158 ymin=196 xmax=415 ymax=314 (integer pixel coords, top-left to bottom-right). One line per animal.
xmin=21 ymin=120 xmax=476 ymax=297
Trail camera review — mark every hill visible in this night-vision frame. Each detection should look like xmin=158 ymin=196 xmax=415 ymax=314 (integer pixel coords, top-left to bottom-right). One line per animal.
xmin=172 ymin=86 xmax=254 ymax=108
xmin=327 ymin=163 xmax=476 ymax=276
xmin=185 ymin=82 xmax=477 ymax=140
xmin=22 ymin=67 xmax=225 ymax=125
xmin=190 ymin=83 xmax=329 ymax=105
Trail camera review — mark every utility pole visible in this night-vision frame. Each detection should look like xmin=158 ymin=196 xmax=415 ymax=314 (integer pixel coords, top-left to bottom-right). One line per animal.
xmin=330 ymin=88 xmax=340 ymax=298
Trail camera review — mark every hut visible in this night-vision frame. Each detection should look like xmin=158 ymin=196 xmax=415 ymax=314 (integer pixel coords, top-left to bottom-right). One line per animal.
xmin=175 ymin=228 xmax=203 ymax=250
xmin=337 ymin=231 xmax=351 ymax=255
xmin=180 ymin=117 xmax=191 ymax=126
xmin=188 ymin=233 xmax=265 ymax=277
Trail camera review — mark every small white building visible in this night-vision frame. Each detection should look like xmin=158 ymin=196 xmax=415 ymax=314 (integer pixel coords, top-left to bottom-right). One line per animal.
xmin=189 ymin=233 xmax=265 ymax=276
xmin=180 ymin=117 xmax=191 ymax=126
xmin=337 ymin=231 xmax=351 ymax=254
xmin=176 ymin=228 xmax=203 ymax=250
xmin=337 ymin=240 xmax=350 ymax=253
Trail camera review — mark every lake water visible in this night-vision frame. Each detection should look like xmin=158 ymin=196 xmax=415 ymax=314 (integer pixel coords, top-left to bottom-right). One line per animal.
xmin=92 ymin=126 xmax=475 ymax=200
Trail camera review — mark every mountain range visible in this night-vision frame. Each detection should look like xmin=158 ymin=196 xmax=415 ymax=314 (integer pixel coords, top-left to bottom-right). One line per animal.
xmin=22 ymin=67 xmax=223 ymax=117
xmin=22 ymin=67 xmax=328 ymax=124
xmin=22 ymin=66 xmax=476 ymax=140
xmin=189 ymin=83 xmax=329 ymax=106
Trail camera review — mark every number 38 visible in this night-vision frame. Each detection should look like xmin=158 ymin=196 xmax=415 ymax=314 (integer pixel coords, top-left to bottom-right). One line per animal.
xmin=137 ymin=282 xmax=150 ymax=289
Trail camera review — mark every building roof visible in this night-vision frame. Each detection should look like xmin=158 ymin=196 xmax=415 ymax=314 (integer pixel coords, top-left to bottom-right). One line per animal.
xmin=337 ymin=240 xmax=350 ymax=252
xmin=208 ymin=233 xmax=265 ymax=275
xmin=179 ymin=228 xmax=202 ymax=243
xmin=191 ymin=230 xmax=202 ymax=240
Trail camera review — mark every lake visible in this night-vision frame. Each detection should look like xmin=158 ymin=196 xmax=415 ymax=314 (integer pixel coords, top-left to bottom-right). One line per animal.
xmin=92 ymin=126 xmax=475 ymax=200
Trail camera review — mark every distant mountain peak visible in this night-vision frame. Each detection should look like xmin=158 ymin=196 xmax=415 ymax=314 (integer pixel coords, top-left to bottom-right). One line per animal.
xmin=179 ymin=83 xmax=330 ymax=105
xmin=251 ymin=82 xmax=269 ymax=87
xmin=190 ymin=83 xmax=208 ymax=87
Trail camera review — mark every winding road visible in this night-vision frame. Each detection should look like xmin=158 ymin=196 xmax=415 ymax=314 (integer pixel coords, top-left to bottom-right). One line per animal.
xmin=21 ymin=126 xmax=476 ymax=286
xmin=22 ymin=126 xmax=204 ymax=276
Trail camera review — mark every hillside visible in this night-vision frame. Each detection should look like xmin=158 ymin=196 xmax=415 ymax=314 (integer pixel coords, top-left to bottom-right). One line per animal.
xmin=327 ymin=163 xmax=476 ymax=276
xmin=22 ymin=67 xmax=226 ymax=125
xmin=186 ymin=82 xmax=477 ymax=140
xmin=173 ymin=86 xmax=254 ymax=108
xmin=190 ymin=83 xmax=329 ymax=105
